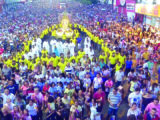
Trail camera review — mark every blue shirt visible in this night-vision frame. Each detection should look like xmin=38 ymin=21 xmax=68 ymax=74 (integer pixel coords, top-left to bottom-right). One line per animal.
xmin=48 ymin=87 xmax=56 ymax=94
xmin=90 ymin=71 xmax=97 ymax=81
xmin=7 ymin=85 xmax=16 ymax=94
xmin=126 ymin=61 xmax=133 ymax=69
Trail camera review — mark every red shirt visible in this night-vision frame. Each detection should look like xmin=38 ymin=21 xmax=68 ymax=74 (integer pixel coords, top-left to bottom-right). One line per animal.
xmin=43 ymin=85 xmax=50 ymax=93
xmin=103 ymin=28 xmax=108 ymax=32
xmin=93 ymin=91 xmax=105 ymax=104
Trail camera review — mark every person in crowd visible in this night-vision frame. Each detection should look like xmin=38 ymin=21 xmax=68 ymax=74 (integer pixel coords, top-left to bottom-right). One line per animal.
xmin=128 ymin=88 xmax=142 ymax=108
xmin=0 ymin=3 xmax=160 ymax=120
xmin=144 ymin=108 xmax=160 ymax=120
xmin=107 ymin=87 xmax=122 ymax=119
xmin=144 ymin=98 xmax=160 ymax=118
xmin=26 ymin=99 xmax=38 ymax=120
xmin=127 ymin=103 xmax=141 ymax=118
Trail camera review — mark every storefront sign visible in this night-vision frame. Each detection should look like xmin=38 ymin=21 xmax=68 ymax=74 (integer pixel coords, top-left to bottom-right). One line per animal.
xmin=135 ymin=4 xmax=160 ymax=17
xmin=126 ymin=3 xmax=135 ymax=11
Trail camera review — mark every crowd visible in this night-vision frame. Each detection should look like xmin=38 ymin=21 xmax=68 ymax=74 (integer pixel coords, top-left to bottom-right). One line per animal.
xmin=0 ymin=2 xmax=160 ymax=120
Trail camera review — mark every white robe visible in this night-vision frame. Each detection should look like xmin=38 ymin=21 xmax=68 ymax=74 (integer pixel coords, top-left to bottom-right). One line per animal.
xmin=69 ymin=43 xmax=75 ymax=56
xmin=50 ymin=39 xmax=57 ymax=53
xmin=57 ymin=41 xmax=63 ymax=55
xmin=43 ymin=41 xmax=50 ymax=53
xmin=63 ymin=43 xmax=69 ymax=57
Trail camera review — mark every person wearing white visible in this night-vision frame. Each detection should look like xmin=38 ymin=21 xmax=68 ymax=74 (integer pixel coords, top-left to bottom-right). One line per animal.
xmin=128 ymin=88 xmax=142 ymax=107
xmin=69 ymin=42 xmax=75 ymax=56
xmin=0 ymin=89 xmax=15 ymax=105
xmin=84 ymin=38 xmax=91 ymax=49
xmin=63 ymin=42 xmax=69 ymax=57
xmin=36 ymin=38 xmax=42 ymax=50
xmin=127 ymin=103 xmax=141 ymax=118
xmin=50 ymin=39 xmax=57 ymax=53
xmin=93 ymin=74 xmax=103 ymax=90
xmin=89 ymin=48 xmax=94 ymax=59
xmin=26 ymin=100 xmax=38 ymax=117
xmin=57 ymin=41 xmax=63 ymax=55
xmin=83 ymin=74 xmax=91 ymax=88
xmin=90 ymin=99 xmax=101 ymax=120
xmin=115 ymin=68 xmax=124 ymax=87
xmin=4 ymin=98 xmax=15 ymax=111
xmin=84 ymin=45 xmax=90 ymax=55
xmin=19 ymin=63 xmax=28 ymax=73
xmin=43 ymin=41 xmax=50 ymax=54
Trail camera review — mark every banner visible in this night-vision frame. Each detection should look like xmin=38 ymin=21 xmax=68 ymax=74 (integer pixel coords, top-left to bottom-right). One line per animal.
xmin=5 ymin=0 xmax=26 ymax=4
xmin=135 ymin=4 xmax=160 ymax=17
xmin=126 ymin=3 xmax=135 ymax=11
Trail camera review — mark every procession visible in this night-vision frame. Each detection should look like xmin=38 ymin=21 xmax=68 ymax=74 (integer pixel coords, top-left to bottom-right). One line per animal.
xmin=0 ymin=0 xmax=160 ymax=120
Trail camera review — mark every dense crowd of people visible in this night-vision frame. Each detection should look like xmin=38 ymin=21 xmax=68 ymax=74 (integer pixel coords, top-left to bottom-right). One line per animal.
xmin=0 ymin=2 xmax=160 ymax=120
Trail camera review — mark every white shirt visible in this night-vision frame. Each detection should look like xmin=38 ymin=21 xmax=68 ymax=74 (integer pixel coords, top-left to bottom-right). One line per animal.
xmin=93 ymin=77 xmax=103 ymax=89
xmin=143 ymin=62 xmax=148 ymax=69
xmin=49 ymin=77 xmax=57 ymax=84
xmin=79 ymin=71 xmax=86 ymax=80
xmin=19 ymin=65 xmax=28 ymax=72
xmin=43 ymin=41 xmax=50 ymax=52
xmin=69 ymin=43 xmax=75 ymax=56
xmin=127 ymin=108 xmax=141 ymax=117
xmin=26 ymin=103 xmax=37 ymax=116
xmin=36 ymin=38 xmax=42 ymax=45
xmin=83 ymin=78 xmax=91 ymax=88
xmin=128 ymin=92 xmax=142 ymax=106
xmin=89 ymin=49 xmax=94 ymax=59
xmin=115 ymin=71 xmax=124 ymax=81
xmin=90 ymin=105 xmax=101 ymax=120
xmin=50 ymin=40 xmax=56 ymax=52
xmin=4 ymin=103 xmax=15 ymax=111
xmin=1 ymin=93 xmax=15 ymax=105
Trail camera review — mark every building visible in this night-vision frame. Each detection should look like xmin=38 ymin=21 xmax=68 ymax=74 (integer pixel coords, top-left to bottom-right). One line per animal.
xmin=135 ymin=0 xmax=160 ymax=28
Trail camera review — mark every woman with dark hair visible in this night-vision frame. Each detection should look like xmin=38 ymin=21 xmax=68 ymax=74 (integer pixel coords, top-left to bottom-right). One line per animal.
xmin=26 ymin=99 xmax=38 ymax=120
xmin=127 ymin=114 xmax=136 ymax=120
xmin=141 ymin=91 xmax=154 ymax=113
xmin=45 ymin=96 xmax=56 ymax=120
xmin=1 ymin=106 xmax=13 ymax=120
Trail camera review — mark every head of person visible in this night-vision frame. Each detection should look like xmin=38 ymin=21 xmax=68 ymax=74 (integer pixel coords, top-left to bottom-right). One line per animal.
xmin=120 ymin=68 xmax=123 ymax=72
xmin=135 ymin=88 xmax=140 ymax=95
xmin=113 ymin=87 xmax=118 ymax=95
xmin=13 ymin=106 xmax=19 ymax=112
xmin=96 ymin=73 xmax=101 ymax=78
xmin=29 ymin=99 xmax=34 ymax=106
xmin=34 ymin=87 xmax=39 ymax=94
xmin=8 ymin=80 xmax=14 ymax=86
xmin=92 ymin=99 xmax=96 ymax=105
xmin=4 ymin=88 xmax=10 ymax=95
xmin=56 ymin=97 xmax=61 ymax=103
xmin=127 ymin=114 xmax=136 ymax=120
xmin=153 ymin=98 xmax=159 ymax=105
xmin=75 ymin=100 xmax=79 ymax=107
xmin=131 ymin=103 xmax=137 ymax=110
xmin=150 ymin=108 xmax=157 ymax=117
xmin=23 ymin=109 xmax=29 ymax=116
xmin=97 ymin=87 xmax=102 ymax=93
xmin=1 ymin=106 xmax=10 ymax=116
xmin=64 ymin=93 xmax=68 ymax=99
